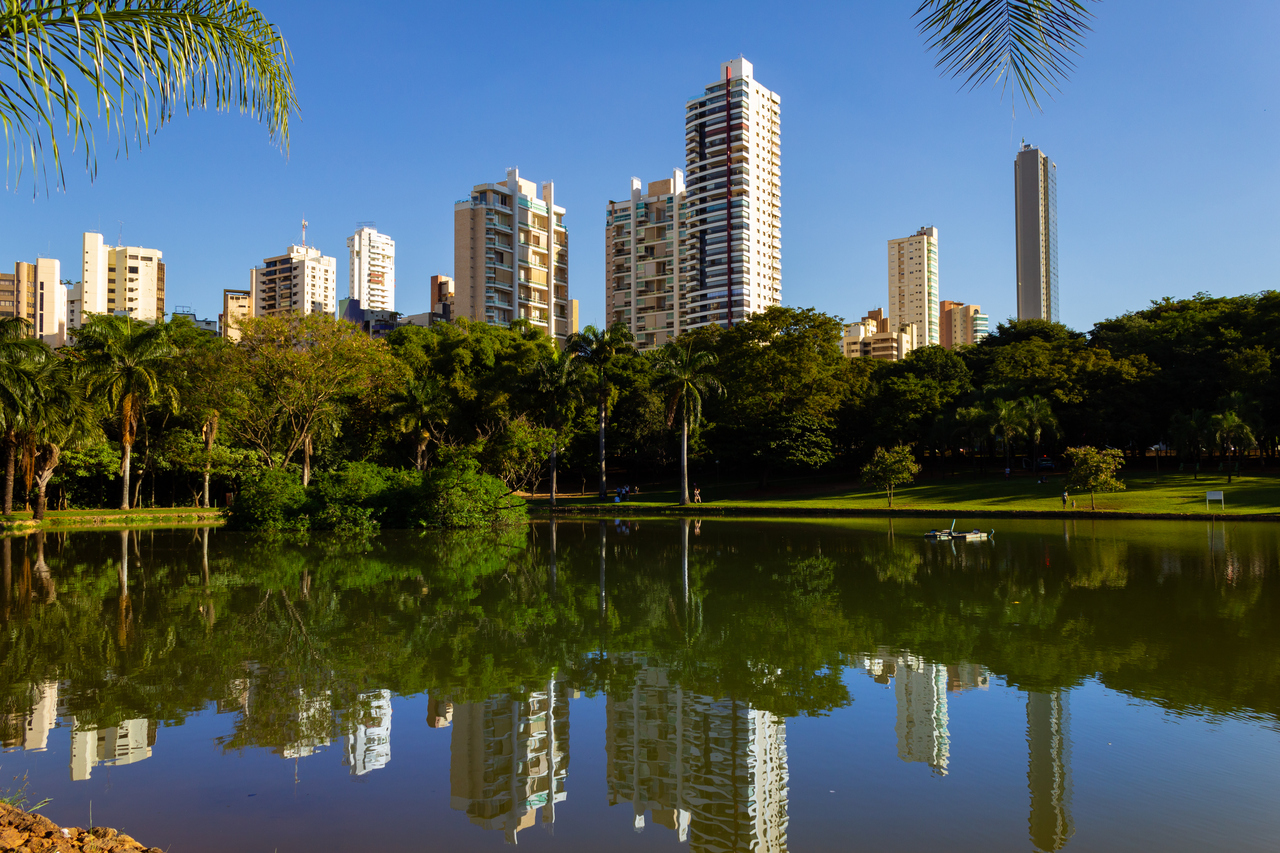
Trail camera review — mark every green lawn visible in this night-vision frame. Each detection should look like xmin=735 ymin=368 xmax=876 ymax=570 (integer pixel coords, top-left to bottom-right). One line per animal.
xmin=547 ymin=471 xmax=1280 ymax=517
xmin=2 ymin=506 xmax=223 ymax=531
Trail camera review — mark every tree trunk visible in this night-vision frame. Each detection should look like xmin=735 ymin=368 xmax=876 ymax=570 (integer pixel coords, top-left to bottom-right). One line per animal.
xmin=302 ymin=434 xmax=312 ymax=487
xmin=415 ymin=435 xmax=429 ymax=472
xmin=33 ymin=447 xmax=58 ymax=522
xmin=549 ymin=435 xmax=558 ymax=509
xmin=1090 ymin=491 xmax=1096 ymax=511
xmin=2 ymin=429 xmax=15 ymax=515
xmin=202 ymin=414 xmax=219 ymax=509
xmin=679 ymin=414 xmax=689 ymax=506
xmin=548 ymin=518 xmax=557 ymax=597
xmin=120 ymin=440 xmax=133 ymax=510
xmin=597 ymin=400 xmax=607 ymax=500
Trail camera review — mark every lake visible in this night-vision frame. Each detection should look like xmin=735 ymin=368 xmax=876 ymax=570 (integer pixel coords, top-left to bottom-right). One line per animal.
xmin=1 ymin=517 xmax=1278 ymax=852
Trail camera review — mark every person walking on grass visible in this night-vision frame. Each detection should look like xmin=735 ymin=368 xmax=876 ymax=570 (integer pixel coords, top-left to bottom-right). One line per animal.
xmin=693 ymin=485 xmax=702 ymax=504
xmin=1062 ymin=490 xmax=1069 ymax=509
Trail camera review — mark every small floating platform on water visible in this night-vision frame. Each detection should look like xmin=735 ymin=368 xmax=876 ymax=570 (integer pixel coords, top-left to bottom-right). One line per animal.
xmin=924 ymin=521 xmax=993 ymax=541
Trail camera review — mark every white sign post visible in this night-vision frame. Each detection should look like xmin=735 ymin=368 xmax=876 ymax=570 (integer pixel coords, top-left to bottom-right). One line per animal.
xmin=1206 ymin=491 xmax=1225 ymax=510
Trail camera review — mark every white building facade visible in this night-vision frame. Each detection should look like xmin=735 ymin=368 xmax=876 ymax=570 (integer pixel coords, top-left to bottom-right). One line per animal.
xmin=72 ymin=232 xmax=165 ymax=328
xmin=347 ymin=226 xmax=396 ymax=312
xmin=251 ymin=245 xmax=337 ymax=318
xmin=681 ymin=58 xmax=781 ymax=331
xmin=606 ymin=171 xmax=685 ymax=350
xmin=887 ymin=226 xmax=939 ymax=347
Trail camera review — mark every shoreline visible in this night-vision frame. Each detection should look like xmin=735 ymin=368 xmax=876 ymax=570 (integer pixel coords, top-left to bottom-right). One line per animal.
xmin=540 ymin=504 xmax=1280 ymax=522
xmin=0 ymin=802 xmax=161 ymax=852
xmin=1 ymin=508 xmax=226 ymax=534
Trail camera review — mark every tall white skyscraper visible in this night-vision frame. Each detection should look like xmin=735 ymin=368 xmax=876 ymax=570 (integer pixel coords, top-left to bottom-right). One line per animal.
xmin=347 ymin=226 xmax=396 ymax=312
xmin=1015 ymin=142 xmax=1059 ymax=322
xmin=251 ymin=244 xmax=337 ymax=318
xmin=71 ymin=232 xmax=165 ymax=328
xmin=681 ymin=57 xmax=781 ymax=330
xmin=887 ymin=226 xmax=940 ymax=347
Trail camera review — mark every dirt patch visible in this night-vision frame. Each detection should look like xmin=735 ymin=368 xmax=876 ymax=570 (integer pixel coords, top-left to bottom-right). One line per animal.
xmin=0 ymin=803 xmax=161 ymax=853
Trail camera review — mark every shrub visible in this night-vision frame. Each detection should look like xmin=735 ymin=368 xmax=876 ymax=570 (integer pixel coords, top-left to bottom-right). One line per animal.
xmin=225 ymin=468 xmax=309 ymax=530
xmin=421 ymin=456 xmax=527 ymax=529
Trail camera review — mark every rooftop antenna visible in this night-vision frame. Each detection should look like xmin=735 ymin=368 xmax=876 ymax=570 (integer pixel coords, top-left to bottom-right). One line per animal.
xmin=301 ymin=218 xmax=308 ymax=249
xmin=116 ymin=220 xmax=124 ymax=247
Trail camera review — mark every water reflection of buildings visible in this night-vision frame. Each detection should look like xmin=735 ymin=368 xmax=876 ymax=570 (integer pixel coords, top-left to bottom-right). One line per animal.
xmin=344 ymin=689 xmax=392 ymax=776
xmin=449 ymin=676 xmax=571 ymax=844
xmin=68 ymin=717 xmax=155 ymax=781
xmin=858 ymin=650 xmax=988 ymax=776
xmin=2 ymin=681 xmax=58 ymax=751
xmin=1028 ymin=690 xmax=1073 ymax=852
xmin=605 ymin=658 xmax=789 ymax=853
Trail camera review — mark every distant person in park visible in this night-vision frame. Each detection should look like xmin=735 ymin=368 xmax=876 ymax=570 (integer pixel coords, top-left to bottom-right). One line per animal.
xmin=693 ymin=485 xmax=702 ymax=504
xmin=1062 ymin=491 xmax=1069 ymax=508
xmin=1005 ymin=467 xmax=1011 ymax=480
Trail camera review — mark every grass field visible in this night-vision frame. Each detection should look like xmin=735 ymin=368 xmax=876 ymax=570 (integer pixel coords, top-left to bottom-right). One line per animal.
xmin=548 ymin=470 xmax=1280 ymax=517
xmin=1 ymin=506 xmax=223 ymax=532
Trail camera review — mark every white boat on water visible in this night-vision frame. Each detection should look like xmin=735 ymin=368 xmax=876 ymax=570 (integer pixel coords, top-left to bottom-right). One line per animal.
xmin=924 ymin=521 xmax=993 ymax=541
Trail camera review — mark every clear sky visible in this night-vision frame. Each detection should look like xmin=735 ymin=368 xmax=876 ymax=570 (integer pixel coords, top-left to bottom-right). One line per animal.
xmin=5 ymin=0 xmax=1278 ymax=333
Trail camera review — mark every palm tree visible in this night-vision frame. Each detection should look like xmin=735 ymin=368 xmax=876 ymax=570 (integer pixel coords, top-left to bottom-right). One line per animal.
xmin=914 ymin=0 xmax=1098 ymax=113
xmin=1169 ymin=410 xmax=1209 ymax=478
xmin=532 ymin=347 xmax=583 ymax=508
xmin=1210 ymin=410 xmax=1256 ymax=484
xmin=389 ymin=376 xmax=449 ymax=472
xmin=1018 ymin=395 xmax=1059 ymax=471
xmin=1 ymin=1 xmax=296 ymax=191
xmin=566 ymin=322 xmax=635 ymax=500
xmin=654 ymin=343 xmax=723 ymax=506
xmin=988 ymin=398 xmax=1026 ymax=473
xmin=75 ymin=315 xmax=175 ymax=509
xmin=27 ymin=360 xmax=101 ymax=521
xmin=0 ymin=317 xmax=50 ymax=514
xmin=953 ymin=404 xmax=991 ymax=472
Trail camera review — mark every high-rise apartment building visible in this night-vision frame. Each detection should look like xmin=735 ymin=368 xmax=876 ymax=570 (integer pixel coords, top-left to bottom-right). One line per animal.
xmin=251 ymin=245 xmax=337 ymax=318
xmin=842 ymin=308 xmax=917 ymax=361
xmin=347 ymin=226 xmax=395 ymax=312
xmin=939 ymin=300 xmax=988 ymax=349
xmin=0 ymin=258 xmax=66 ymax=347
xmin=453 ymin=169 xmax=576 ymax=341
xmin=681 ymin=58 xmax=781 ymax=331
xmin=221 ymin=288 xmax=252 ymax=341
xmin=1015 ymin=142 xmax=1059 ymax=322
xmin=344 ymin=689 xmax=392 ymax=776
xmin=72 ymin=232 xmax=165 ymax=328
xmin=888 ymin=227 xmax=939 ymax=347
xmin=606 ymin=171 xmax=685 ymax=350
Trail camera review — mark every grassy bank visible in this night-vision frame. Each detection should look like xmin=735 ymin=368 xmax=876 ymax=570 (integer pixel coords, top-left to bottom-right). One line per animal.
xmin=1 ymin=506 xmax=225 ymax=533
xmin=544 ymin=471 xmax=1280 ymax=519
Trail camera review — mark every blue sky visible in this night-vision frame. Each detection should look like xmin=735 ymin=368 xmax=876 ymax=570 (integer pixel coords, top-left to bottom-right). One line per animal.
xmin=5 ymin=0 xmax=1278 ymax=333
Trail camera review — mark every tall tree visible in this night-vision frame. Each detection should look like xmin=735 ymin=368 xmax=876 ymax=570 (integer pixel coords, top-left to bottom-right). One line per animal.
xmin=654 ymin=343 xmax=723 ymax=506
xmin=1210 ymin=410 xmax=1255 ymax=484
xmin=988 ymin=397 xmax=1025 ymax=472
xmin=388 ymin=376 xmax=449 ymax=472
xmin=531 ymin=347 xmax=583 ymax=508
xmin=1 ymin=0 xmax=296 ymax=191
xmin=74 ymin=315 xmax=175 ymax=509
xmin=1019 ymin=395 xmax=1059 ymax=469
xmin=567 ymin=322 xmax=635 ymax=500
xmin=0 ymin=317 xmax=47 ymax=514
xmin=27 ymin=359 xmax=101 ymax=521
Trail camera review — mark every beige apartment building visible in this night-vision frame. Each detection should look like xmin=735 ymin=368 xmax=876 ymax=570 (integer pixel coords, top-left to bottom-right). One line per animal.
xmin=0 ymin=258 xmax=66 ymax=347
xmin=606 ymin=170 xmax=685 ymax=350
xmin=939 ymin=300 xmax=989 ymax=349
xmin=347 ymin=226 xmax=396 ymax=312
xmin=453 ymin=169 xmax=577 ymax=342
xmin=842 ymin=308 xmax=918 ymax=362
xmin=251 ymin=245 xmax=337 ymax=318
xmin=888 ymin=226 xmax=939 ymax=347
xmin=1015 ymin=142 xmax=1059 ymax=322
xmin=221 ymin=288 xmax=252 ymax=341
xmin=681 ymin=58 xmax=781 ymax=331
xmin=71 ymin=232 xmax=164 ymax=328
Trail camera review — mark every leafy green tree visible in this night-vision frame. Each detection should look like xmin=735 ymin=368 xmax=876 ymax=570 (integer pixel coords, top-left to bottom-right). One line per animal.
xmin=861 ymin=445 xmax=921 ymax=508
xmin=387 ymin=376 xmax=449 ymax=471
xmin=654 ymin=343 xmax=723 ymax=506
xmin=1210 ymin=410 xmax=1256 ymax=484
xmin=74 ymin=315 xmax=176 ymax=509
xmin=567 ymin=322 xmax=635 ymax=499
xmin=1064 ymin=446 xmax=1125 ymax=510
xmin=1 ymin=0 xmax=296 ymax=191
xmin=26 ymin=359 xmax=101 ymax=520
xmin=0 ymin=317 xmax=49 ymax=513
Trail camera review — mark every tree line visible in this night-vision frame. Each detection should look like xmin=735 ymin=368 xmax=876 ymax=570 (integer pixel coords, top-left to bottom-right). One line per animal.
xmin=1 ymin=290 xmax=1277 ymax=521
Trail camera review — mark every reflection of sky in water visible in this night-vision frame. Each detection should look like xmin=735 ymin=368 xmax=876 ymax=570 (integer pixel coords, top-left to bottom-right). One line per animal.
xmin=1 ymin=520 xmax=1278 ymax=852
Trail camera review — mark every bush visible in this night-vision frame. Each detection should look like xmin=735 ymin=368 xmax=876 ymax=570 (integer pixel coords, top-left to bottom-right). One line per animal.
xmin=225 ymin=469 xmax=309 ymax=531
xmin=421 ymin=456 xmax=527 ymax=529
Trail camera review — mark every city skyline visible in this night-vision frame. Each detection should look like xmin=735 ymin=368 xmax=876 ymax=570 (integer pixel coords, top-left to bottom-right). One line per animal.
xmin=2 ymin=2 xmax=1272 ymax=338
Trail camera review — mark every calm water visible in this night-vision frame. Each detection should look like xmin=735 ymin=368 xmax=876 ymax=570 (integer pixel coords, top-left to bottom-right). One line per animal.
xmin=1 ymin=518 xmax=1278 ymax=852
